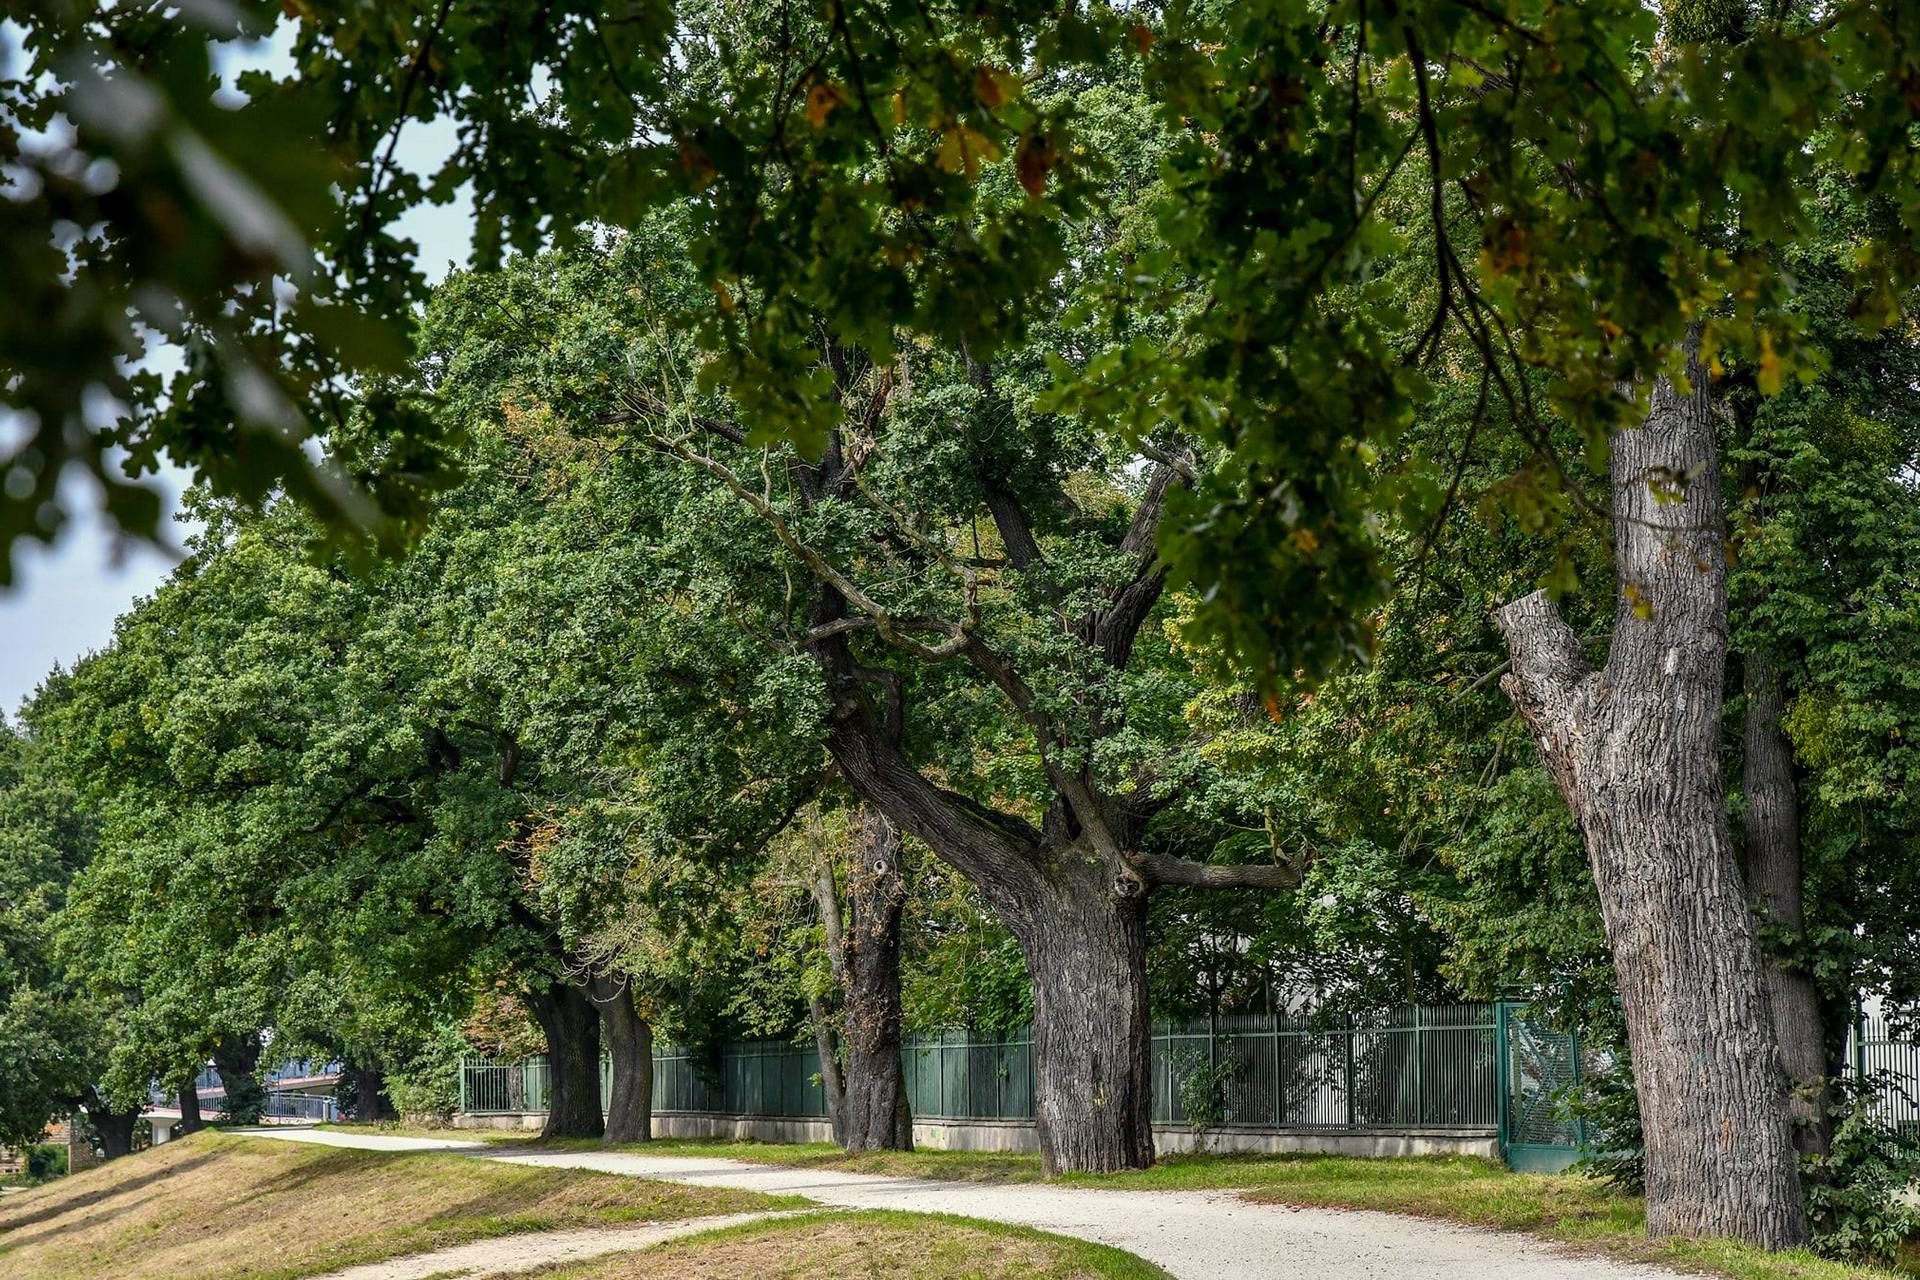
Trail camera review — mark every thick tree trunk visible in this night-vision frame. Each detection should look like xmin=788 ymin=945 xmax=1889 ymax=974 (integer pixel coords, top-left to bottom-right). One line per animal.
xmin=1743 ymin=651 xmax=1831 ymax=1158
xmin=353 ymin=1060 xmax=396 ymax=1121
xmin=589 ymin=974 xmax=654 ymax=1144
xmin=177 ymin=1079 xmax=204 ymax=1134
xmin=91 ymin=1107 xmax=139 ymax=1160
xmin=1014 ymin=853 xmax=1155 ymax=1175
xmin=824 ymin=714 xmax=1157 ymax=1172
xmin=839 ymin=809 xmax=914 ymax=1152
xmin=1497 ymin=350 xmax=1807 ymax=1249
xmin=528 ymin=980 xmax=605 ymax=1140
xmin=214 ymin=1033 xmax=266 ymax=1125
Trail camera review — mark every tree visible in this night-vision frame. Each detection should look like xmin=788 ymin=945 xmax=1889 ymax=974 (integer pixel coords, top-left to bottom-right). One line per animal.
xmin=0 ymin=711 xmax=134 ymax=1154
xmin=1496 ymin=344 xmax=1805 ymax=1247
xmin=418 ymin=215 xmax=1312 ymax=1172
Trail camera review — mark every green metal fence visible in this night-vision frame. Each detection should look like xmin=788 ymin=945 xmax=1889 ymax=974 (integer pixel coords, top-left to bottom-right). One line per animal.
xmin=459 ymin=1054 xmax=549 ymax=1114
xmin=1850 ymin=1013 xmax=1920 ymax=1127
xmin=458 ymin=1003 xmax=1920 ymax=1174
xmin=461 ymin=1003 xmax=1500 ymax=1131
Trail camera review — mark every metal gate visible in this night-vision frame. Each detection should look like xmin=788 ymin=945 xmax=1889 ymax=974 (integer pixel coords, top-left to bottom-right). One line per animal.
xmin=1495 ymin=1001 xmax=1588 ymax=1172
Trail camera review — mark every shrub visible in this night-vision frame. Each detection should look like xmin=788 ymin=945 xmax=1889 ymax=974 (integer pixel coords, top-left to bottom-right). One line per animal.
xmin=1172 ymin=1043 xmax=1247 ymax=1145
xmin=1804 ymin=1077 xmax=1920 ymax=1264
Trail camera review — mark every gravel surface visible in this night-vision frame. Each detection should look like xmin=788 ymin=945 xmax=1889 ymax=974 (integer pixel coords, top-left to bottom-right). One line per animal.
xmin=243 ymin=1128 xmax=1691 ymax=1280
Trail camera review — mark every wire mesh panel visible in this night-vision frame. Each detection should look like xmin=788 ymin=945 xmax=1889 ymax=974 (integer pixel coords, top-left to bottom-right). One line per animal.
xmin=1496 ymin=1005 xmax=1584 ymax=1172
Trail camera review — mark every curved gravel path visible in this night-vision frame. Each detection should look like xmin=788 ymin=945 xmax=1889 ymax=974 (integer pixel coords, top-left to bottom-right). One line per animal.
xmin=242 ymin=1128 xmax=1689 ymax=1280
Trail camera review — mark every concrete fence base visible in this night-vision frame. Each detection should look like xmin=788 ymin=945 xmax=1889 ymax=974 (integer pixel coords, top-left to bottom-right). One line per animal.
xmin=449 ymin=1109 xmax=1497 ymax=1160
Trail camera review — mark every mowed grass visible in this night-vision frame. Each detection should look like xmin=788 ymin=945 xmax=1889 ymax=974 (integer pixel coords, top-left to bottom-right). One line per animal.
xmin=528 ymin=1209 xmax=1169 ymax=1280
xmin=0 ymin=1129 xmax=799 ymax=1280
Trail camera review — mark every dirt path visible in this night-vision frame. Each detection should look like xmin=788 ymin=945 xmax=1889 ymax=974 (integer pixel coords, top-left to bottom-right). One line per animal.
xmin=309 ymin=1213 xmax=781 ymax=1279
xmin=244 ymin=1128 xmax=1689 ymax=1280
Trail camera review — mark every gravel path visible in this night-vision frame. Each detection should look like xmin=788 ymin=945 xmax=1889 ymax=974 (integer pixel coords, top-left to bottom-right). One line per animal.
xmin=308 ymin=1213 xmax=781 ymax=1279
xmin=242 ymin=1128 xmax=1689 ymax=1280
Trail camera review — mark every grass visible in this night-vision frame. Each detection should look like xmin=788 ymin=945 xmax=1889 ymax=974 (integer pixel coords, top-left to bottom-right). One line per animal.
xmin=0 ymin=1129 xmax=802 ymax=1280
xmin=524 ymin=1208 xmax=1170 ymax=1279
xmin=314 ymin=1119 xmax=531 ymax=1144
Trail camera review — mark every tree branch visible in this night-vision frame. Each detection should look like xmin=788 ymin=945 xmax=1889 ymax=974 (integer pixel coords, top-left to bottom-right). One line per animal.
xmin=1132 ymin=852 xmax=1306 ymax=891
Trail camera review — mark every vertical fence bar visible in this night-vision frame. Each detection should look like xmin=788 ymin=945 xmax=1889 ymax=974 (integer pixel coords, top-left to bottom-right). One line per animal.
xmin=1412 ymin=1006 xmax=1424 ymax=1127
xmin=1344 ymin=1014 xmax=1356 ymax=1129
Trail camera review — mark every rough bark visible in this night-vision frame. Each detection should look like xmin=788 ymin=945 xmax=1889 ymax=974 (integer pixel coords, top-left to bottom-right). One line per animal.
xmin=838 ymin=809 xmax=914 ymax=1152
xmin=807 ymin=990 xmax=849 ymax=1145
xmin=1496 ymin=348 xmax=1808 ymax=1249
xmin=528 ymin=980 xmax=605 ymax=1140
xmin=1018 ymin=851 xmax=1156 ymax=1173
xmin=1743 ymin=650 xmax=1831 ymax=1157
xmin=214 ymin=1032 xmax=266 ymax=1125
xmin=177 ymin=1079 xmax=204 ymax=1134
xmin=589 ymin=974 xmax=654 ymax=1144
xmin=820 ymin=677 xmax=1159 ymax=1172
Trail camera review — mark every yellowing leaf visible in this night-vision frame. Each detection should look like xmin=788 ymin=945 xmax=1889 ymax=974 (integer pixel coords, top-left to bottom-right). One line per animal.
xmin=974 ymin=66 xmax=1020 ymax=109
xmin=937 ymin=125 xmax=1000 ymax=179
xmin=806 ymin=82 xmax=845 ymax=128
xmin=1757 ymin=329 xmax=1784 ymax=396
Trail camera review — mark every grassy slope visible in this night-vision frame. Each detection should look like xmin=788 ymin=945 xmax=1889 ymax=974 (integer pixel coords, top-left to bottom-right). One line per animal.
xmin=0 ymin=1130 xmax=798 ymax=1280
xmin=523 ymin=1209 xmax=1169 ymax=1280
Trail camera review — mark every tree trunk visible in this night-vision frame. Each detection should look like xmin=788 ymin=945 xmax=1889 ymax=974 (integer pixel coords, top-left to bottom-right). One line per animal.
xmin=528 ymin=980 xmax=605 ymax=1139
xmin=1743 ymin=650 xmax=1831 ymax=1158
xmin=1496 ymin=348 xmax=1807 ymax=1249
xmin=354 ymin=1060 xmax=396 ymax=1121
xmin=839 ymin=809 xmax=914 ymax=1152
xmin=1013 ymin=852 xmax=1155 ymax=1175
xmin=589 ymin=974 xmax=654 ymax=1144
xmin=91 ymin=1107 xmax=139 ymax=1160
xmin=806 ymin=989 xmax=849 ymax=1146
xmin=214 ymin=1033 xmax=266 ymax=1125
xmin=824 ymin=701 xmax=1158 ymax=1173
xmin=177 ymin=1079 xmax=204 ymax=1134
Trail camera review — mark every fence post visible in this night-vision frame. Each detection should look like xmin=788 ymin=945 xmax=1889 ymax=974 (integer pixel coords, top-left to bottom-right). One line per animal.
xmin=1570 ymin=1020 xmax=1586 ymax=1148
xmin=1412 ymin=1005 xmax=1424 ymax=1127
xmin=1270 ymin=1012 xmax=1282 ymax=1128
xmin=458 ymin=1056 xmax=467 ymax=1114
xmin=1344 ymin=1014 xmax=1357 ymax=1129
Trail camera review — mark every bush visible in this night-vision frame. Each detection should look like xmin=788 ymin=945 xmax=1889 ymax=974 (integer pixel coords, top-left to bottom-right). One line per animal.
xmin=383 ymin=1022 xmax=469 ymax=1120
xmin=1804 ymin=1077 xmax=1920 ymax=1264
xmin=1569 ymin=1055 xmax=1644 ymax=1195
xmin=25 ymin=1143 xmax=67 ymax=1181
xmin=1172 ymin=1043 xmax=1247 ymax=1145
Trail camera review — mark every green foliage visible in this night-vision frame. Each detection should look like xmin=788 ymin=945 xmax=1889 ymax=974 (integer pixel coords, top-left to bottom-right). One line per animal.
xmin=23 ymin=1142 xmax=66 ymax=1183
xmin=1171 ymin=1043 xmax=1247 ymax=1140
xmin=1570 ymin=1058 xmax=1646 ymax=1197
xmin=383 ymin=1022 xmax=470 ymax=1120
xmin=1803 ymin=1078 xmax=1920 ymax=1264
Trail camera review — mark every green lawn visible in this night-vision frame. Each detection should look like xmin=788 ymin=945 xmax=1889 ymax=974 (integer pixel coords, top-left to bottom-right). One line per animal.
xmin=528 ymin=1209 xmax=1170 ymax=1280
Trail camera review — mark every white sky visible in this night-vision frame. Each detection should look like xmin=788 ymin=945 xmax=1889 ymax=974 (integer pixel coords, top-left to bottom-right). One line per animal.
xmin=0 ymin=22 xmax=474 ymax=720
